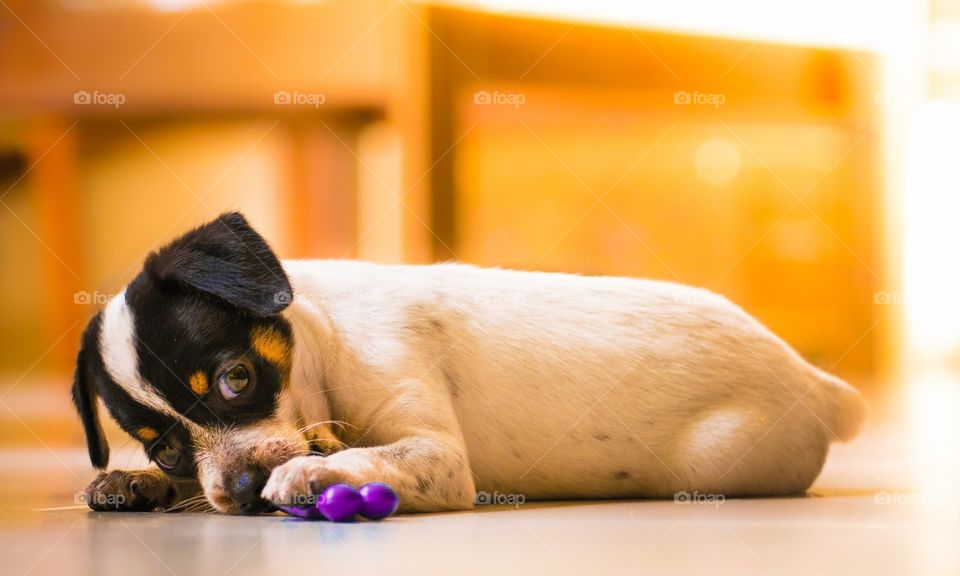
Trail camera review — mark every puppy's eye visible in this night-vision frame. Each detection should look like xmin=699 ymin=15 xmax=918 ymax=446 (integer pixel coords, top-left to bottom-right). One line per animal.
xmin=218 ymin=364 xmax=249 ymax=399
xmin=155 ymin=446 xmax=180 ymax=470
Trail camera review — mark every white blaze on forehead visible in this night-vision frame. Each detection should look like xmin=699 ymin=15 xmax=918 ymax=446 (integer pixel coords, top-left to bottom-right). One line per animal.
xmin=99 ymin=290 xmax=179 ymax=419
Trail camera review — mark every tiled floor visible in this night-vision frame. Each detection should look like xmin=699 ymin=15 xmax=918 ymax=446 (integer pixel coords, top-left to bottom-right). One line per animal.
xmin=2 ymin=420 xmax=958 ymax=576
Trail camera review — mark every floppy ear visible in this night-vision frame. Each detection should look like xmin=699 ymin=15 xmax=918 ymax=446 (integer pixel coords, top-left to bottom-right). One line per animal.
xmin=72 ymin=315 xmax=110 ymax=469
xmin=144 ymin=212 xmax=292 ymax=317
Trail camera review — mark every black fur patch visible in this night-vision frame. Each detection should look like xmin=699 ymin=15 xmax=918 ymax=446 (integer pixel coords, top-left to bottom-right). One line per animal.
xmin=74 ymin=313 xmax=198 ymax=477
xmin=124 ymin=273 xmax=292 ymax=427
xmin=72 ymin=313 xmax=111 ymax=469
xmin=144 ymin=212 xmax=291 ymax=317
xmin=72 ymin=212 xmax=295 ymax=477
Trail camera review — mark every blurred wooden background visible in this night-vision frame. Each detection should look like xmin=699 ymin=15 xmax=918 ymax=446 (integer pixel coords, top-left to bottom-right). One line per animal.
xmin=0 ymin=0 xmax=887 ymax=448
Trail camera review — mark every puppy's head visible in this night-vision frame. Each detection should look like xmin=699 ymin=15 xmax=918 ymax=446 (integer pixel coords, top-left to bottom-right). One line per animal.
xmin=72 ymin=212 xmax=314 ymax=514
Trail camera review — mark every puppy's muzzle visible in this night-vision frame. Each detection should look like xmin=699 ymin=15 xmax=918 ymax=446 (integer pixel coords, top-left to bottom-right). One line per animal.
xmin=225 ymin=466 xmax=270 ymax=514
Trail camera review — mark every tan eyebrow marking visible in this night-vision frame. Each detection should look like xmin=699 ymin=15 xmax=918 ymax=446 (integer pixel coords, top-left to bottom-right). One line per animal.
xmin=136 ymin=427 xmax=159 ymax=442
xmin=250 ymin=325 xmax=291 ymax=366
xmin=189 ymin=371 xmax=209 ymax=395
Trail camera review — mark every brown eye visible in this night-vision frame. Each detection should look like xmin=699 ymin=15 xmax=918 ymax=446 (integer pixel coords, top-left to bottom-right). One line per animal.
xmin=155 ymin=446 xmax=180 ymax=470
xmin=218 ymin=364 xmax=249 ymax=399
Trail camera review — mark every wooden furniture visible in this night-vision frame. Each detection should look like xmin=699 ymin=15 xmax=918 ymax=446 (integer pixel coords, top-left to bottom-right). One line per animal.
xmin=0 ymin=1 xmax=885 ymax=384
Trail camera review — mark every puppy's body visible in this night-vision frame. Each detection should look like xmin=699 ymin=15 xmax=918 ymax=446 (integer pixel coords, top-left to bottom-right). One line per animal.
xmin=280 ymin=260 xmax=863 ymax=504
xmin=74 ymin=214 xmax=864 ymax=514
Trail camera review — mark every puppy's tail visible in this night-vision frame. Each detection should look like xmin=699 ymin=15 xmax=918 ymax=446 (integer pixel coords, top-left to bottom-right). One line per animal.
xmin=815 ymin=370 xmax=867 ymax=442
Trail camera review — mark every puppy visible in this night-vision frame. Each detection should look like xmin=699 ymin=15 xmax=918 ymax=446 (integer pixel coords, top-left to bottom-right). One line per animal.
xmin=75 ymin=212 xmax=865 ymax=514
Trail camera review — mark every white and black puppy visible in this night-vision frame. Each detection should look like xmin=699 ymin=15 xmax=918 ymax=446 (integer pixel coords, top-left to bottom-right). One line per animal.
xmin=74 ymin=212 xmax=865 ymax=514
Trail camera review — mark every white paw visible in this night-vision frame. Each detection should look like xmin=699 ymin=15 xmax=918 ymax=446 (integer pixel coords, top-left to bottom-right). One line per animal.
xmin=261 ymin=455 xmax=355 ymax=506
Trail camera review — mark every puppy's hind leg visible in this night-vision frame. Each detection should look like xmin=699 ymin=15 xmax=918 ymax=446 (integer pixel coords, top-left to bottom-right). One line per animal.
xmin=675 ymin=405 xmax=829 ymax=497
xmin=698 ymin=367 xmax=863 ymax=497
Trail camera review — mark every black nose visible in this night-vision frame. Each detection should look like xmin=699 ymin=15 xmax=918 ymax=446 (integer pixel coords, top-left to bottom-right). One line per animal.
xmin=229 ymin=467 xmax=269 ymax=515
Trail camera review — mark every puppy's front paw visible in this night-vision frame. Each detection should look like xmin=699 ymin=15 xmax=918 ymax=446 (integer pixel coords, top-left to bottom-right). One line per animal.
xmin=84 ymin=470 xmax=176 ymax=512
xmin=261 ymin=456 xmax=357 ymax=507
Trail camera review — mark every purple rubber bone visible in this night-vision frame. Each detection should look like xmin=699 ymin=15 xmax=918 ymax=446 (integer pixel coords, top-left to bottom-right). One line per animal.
xmin=277 ymin=482 xmax=399 ymax=522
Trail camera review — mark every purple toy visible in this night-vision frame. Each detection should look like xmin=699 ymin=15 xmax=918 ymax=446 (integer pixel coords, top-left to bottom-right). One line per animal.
xmin=278 ymin=482 xmax=399 ymax=522
xmin=358 ymin=482 xmax=401 ymax=520
xmin=316 ymin=483 xmax=364 ymax=521
xmin=278 ymin=502 xmax=324 ymax=520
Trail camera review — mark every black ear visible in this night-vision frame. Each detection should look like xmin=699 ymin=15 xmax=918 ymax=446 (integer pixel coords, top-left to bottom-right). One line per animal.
xmin=72 ymin=315 xmax=110 ymax=469
xmin=144 ymin=212 xmax=292 ymax=316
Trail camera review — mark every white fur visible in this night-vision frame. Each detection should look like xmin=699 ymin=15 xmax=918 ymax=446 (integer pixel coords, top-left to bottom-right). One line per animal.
xmin=100 ymin=291 xmax=180 ymax=420
xmin=259 ymin=260 xmax=866 ymax=510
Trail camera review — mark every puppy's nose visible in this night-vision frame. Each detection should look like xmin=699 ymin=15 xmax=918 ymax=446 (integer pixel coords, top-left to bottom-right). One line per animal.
xmin=228 ymin=467 xmax=269 ymax=515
